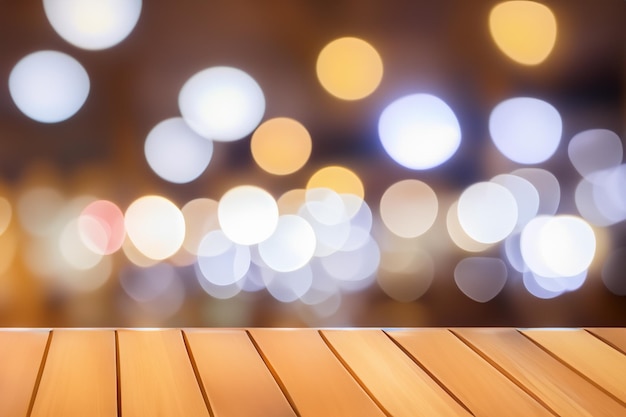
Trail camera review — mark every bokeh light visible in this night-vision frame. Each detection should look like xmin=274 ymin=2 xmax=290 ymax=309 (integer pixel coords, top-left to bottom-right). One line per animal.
xmin=490 ymin=174 xmax=539 ymax=230
xmin=181 ymin=198 xmax=219 ymax=254
xmin=489 ymin=97 xmax=562 ymax=164
xmin=78 ymin=199 xmax=125 ymax=255
xmin=521 ymin=215 xmax=596 ymax=278
xmin=251 ymin=117 xmax=312 ymax=175
xmin=320 ymin=236 xmax=380 ymax=291
xmin=144 ymin=117 xmax=214 ymax=184
xmin=378 ymin=249 xmax=434 ymax=302
xmin=512 ymin=168 xmax=560 ymax=215
xmin=43 ymin=0 xmax=142 ymax=50
xmin=196 ymin=230 xmax=251 ymax=286
xmin=568 ymin=129 xmax=622 ymax=179
xmin=307 ymin=166 xmax=364 ymax=204
xmin=9 ymin=50 xmax=89 ymax=123
xmin=17 ymin=187 xmax=65 ymax=237
xmin=489 ymin=1 xmax=557 ymax=65
xmin=602 ymin=247 xmax=626 ymax=296
xmin=277 ymin=189 xmax=306 ymax=215
xmin=379 ymin=179 xmax=438 ymax=238
xmin=457 ymin=182 xmax=518 ymax=244
xmin=178 ymin=66 xmax=265 ymax=141
xmin=124 ymin=195 xmax=185 ymax=260
xmin=262 ymin=265 xmax=313 ymax=303
xmin=258 ymin=215 xmax=316 ymax=272
xmin=378 ymin=93 xmax=461 ymax=169
xmin=316 ymin=36 xmax=383 ymax=100
xmin=218 ymin=185 xmax=278 ymax=245
xmin=454 ymin=257 xmax=508 ymax=302
xmin=446 ymin=201 xmax=493 ymax=252
xmin=0 ymin=197 xmax=12 ymax=236
xmin=60 ymin=218 xmax=104 ymax=270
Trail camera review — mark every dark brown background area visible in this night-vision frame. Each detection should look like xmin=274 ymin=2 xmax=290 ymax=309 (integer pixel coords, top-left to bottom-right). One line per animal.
xmin=0 ymin=0 xmax=624 ymax=327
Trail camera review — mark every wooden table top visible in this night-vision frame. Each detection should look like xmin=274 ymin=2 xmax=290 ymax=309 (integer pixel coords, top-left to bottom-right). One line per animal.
xmin=0 ymin=328 xmax=624 ymax=416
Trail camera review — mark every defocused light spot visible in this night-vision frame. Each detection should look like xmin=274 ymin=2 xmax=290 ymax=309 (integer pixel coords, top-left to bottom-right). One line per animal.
xmin=377 ymin=249 xmax=434 ymax=302
xmin=262 ymin=265 xmax=313 ymax=303
xmin=320 ymin=236 xmax=380 ymax=290
xmin=43 ymin=0 xmax=142 ymax=50
xmin=380 ymin=179 xmax=438 ymax=238
xmin=0 ymin=197 xmax=12 ymax=236
xmin=277 ymin=189 xmax=306 ymax=214
xmin=60 ymin=218 xmax=103 ymax=270
xmin=532 ymin=270 xmax=587 ymax=293
xmin=9 ymin=50 xmax=89 ymax=123
xmin=489 ymin=1 xmax=557 ymax=65
xmin=120 ymin=263 xmax=176 ymax=303
xmin=446 ymin=201 xmax=493 ymax=252
xmin=303 ymin=188 xmax=349 ymax=226
xmin=378 ymin=94 xmax=461 ymax=169
xmin=144 ymin=117 xmax=213 ymax=184
xmin=575 ymin=178 xmax=614 ymax=226
xmin=458 ymin=182 xmax=518 ymax=244
xmin=489 ymin=97 xmax=562 ymax=164
xmin=307 ymin=166 xmax=364 ymax=206
xmin=121 ymin=236 xmax=159 ymax=267
xmin=491 ymin=174 xmax=539 ymax=229
xmin=341 ymin=197 xmax=373 ymax=251
xmin=504 ymin=233 xmax=526 ymax=272
xmin=17 ymin=187 xmax=65 ymax=236
xmin=178 ymin=66 xmax=265 ymax=141
xmin=523 ymin=270 xmax=563 ymax=299
xmin=298 ymin=202 xmax=350 ymax=257
xmin=181 ymin=198 xmax=219 ymax=254
xmin=196 ymin=230 xmax=250 ymax=286
xmin=568 ymin=129 xmax=622 ymax=179
xmin=195 ymin=263 xmax=243 ymax=299
xmin=124 ymin=195 xmax=185 ymax=260
xmin=602 ymin=247 xmax=626 ymax=296
xmin=251 ymin=117 xmax=312 ymax=175
xmin=316 ymin=37 xmax=383 ymax=100
xmin=79 ymin=199 xmax=125 ymax=255
xmin=512 ymin=168 xmax=560 ymax=215
xmin=300 ymin=262 xmax=340 ymax=306
xmin=454 ymin=257 xmax=508 ymax=302
xmin=218 ymin=185 xmax=278 ymax=245
xmin=258 ymin=215 xmax=316 ymax=272
xmin=589 ymin=165 xmax=626 ymax=224
xmin=521 ymin=215 xmax=596 ymax=278
xmin=57 ymin=255 xmax=112 ymax=293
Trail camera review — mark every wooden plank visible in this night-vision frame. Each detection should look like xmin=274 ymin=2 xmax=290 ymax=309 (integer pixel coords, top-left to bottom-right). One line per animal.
xmin=0 ymin=330 xmax=49 ymax=417
xmin=454 ymin=328 xmax=626 ymax=417
xmin=117 ymin=329 xmax=210 ymax=417
xmin=184 ymin=329 xmax=296 ymax=417
xmin=587 ymin=328 xmax=626 ymax=355
xmin=387 ymin=328 xmax=553 ymax=417
xmin=321 ymin=329 xmax=472 ymax=417
xmin=248 ymin=329 xmax=386 ymax=417
xmin=30 ymin=330 xmax=117 ymax=417
xmin=522 ymin=328 xmax=626 ymax=403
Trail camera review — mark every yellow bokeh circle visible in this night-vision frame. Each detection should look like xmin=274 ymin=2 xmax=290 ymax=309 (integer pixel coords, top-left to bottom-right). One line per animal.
xmin=251 ymin=117 xmax=312 ymax=175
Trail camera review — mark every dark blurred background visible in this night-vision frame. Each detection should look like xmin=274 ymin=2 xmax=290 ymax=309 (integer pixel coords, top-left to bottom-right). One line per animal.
xmin=0 ymin=0 xmax=624 ymax=327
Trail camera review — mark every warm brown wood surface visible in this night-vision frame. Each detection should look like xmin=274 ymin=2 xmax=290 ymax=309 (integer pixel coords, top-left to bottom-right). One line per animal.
xmin=1 ymin=328 xmax=625 ymax=416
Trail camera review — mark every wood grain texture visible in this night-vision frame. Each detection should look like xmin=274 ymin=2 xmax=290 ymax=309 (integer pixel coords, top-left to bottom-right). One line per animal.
xmin=117 ymin=329 xmax=210 ymax=417
xmin=388 ymin=328 xmax=553 ymax=417
xmin=0 ymin=330 xmax=49 ymax=417
xmin=522 ymin=328 xmax=626 ymax=403
xmin=322 ymin=329 xmax=472 ymax=417
xmin=248 ymin=328 xmax=386 ymax=417
xmin=587 ymin=328 xmax=626 ymax=355
xmin=30 ymin=330 xmax=117 ymax=417
xmin=454 ymin=328 xmax=626 ymax=417
xmin=184 ymin=329 xmax=296 ymax=417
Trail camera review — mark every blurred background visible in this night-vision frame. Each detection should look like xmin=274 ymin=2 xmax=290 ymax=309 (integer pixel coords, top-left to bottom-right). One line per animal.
xmin=0 ymin=0 xmax=623 ymax=327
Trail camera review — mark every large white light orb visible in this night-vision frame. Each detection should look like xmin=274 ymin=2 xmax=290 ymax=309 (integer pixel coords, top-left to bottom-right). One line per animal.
xmin=489 ymin=97 xmax=562 ymax=164
xmin=258 ymin=215 xmax=316 ymax=272
xmin=43 ymin=0 xmax=142 ymax=50
xmin=378 ymin=93 xmax=461 ymax=169
xmin=9 ymin=50 xmax=89 ymax=123
xmin=144 ymin=117 xmax=213 ymax=184
xmin=218 ymin=185 xmax=278 ymax=245
xmin=178 ymin=66 xmax=265 ymax=141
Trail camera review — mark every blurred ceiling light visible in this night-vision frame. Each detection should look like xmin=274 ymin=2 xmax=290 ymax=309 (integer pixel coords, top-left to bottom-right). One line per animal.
xmin=178 ymin=66 xmax=265 ymax=141
xmin=43 ymin=0 xmax=142 ymax=50
xmin=378 ymin=93 xmax=461 ymax=170
xmin=458 ymin=181 xmax=518 ymax=244
xmin=521 ymin=215 xmax=596 ymax=278
xmin=218 ymin=185 xmax=278 ymax=245
xmin=78 ymin=199 xmax=125 ymax=255
xmin=258 ymin=215 xmax=316 ymax=272
xmin=251 ymin=117 xmax=312 ymax=175
xmin=379 ymin=179 xmax=438 ymax=238
xmin=489 ymin=97 xmax=562 ymax=164
xmin=9 ymin=50 xmax=89 ymax=123
xmin=568 ymin=129 xmax=623 ymax=179
xmin=124 ymin=195 xmax=185 ymax=260
xmin=489 ymin=1 xmax=557 ymax=65
xmin=316 ymin=36 xmax=383 ymax=100
xmin=454 ymin=257 xmax=508 ymax=302
xmin=144 ymin=117 xmax=214 ymax=184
